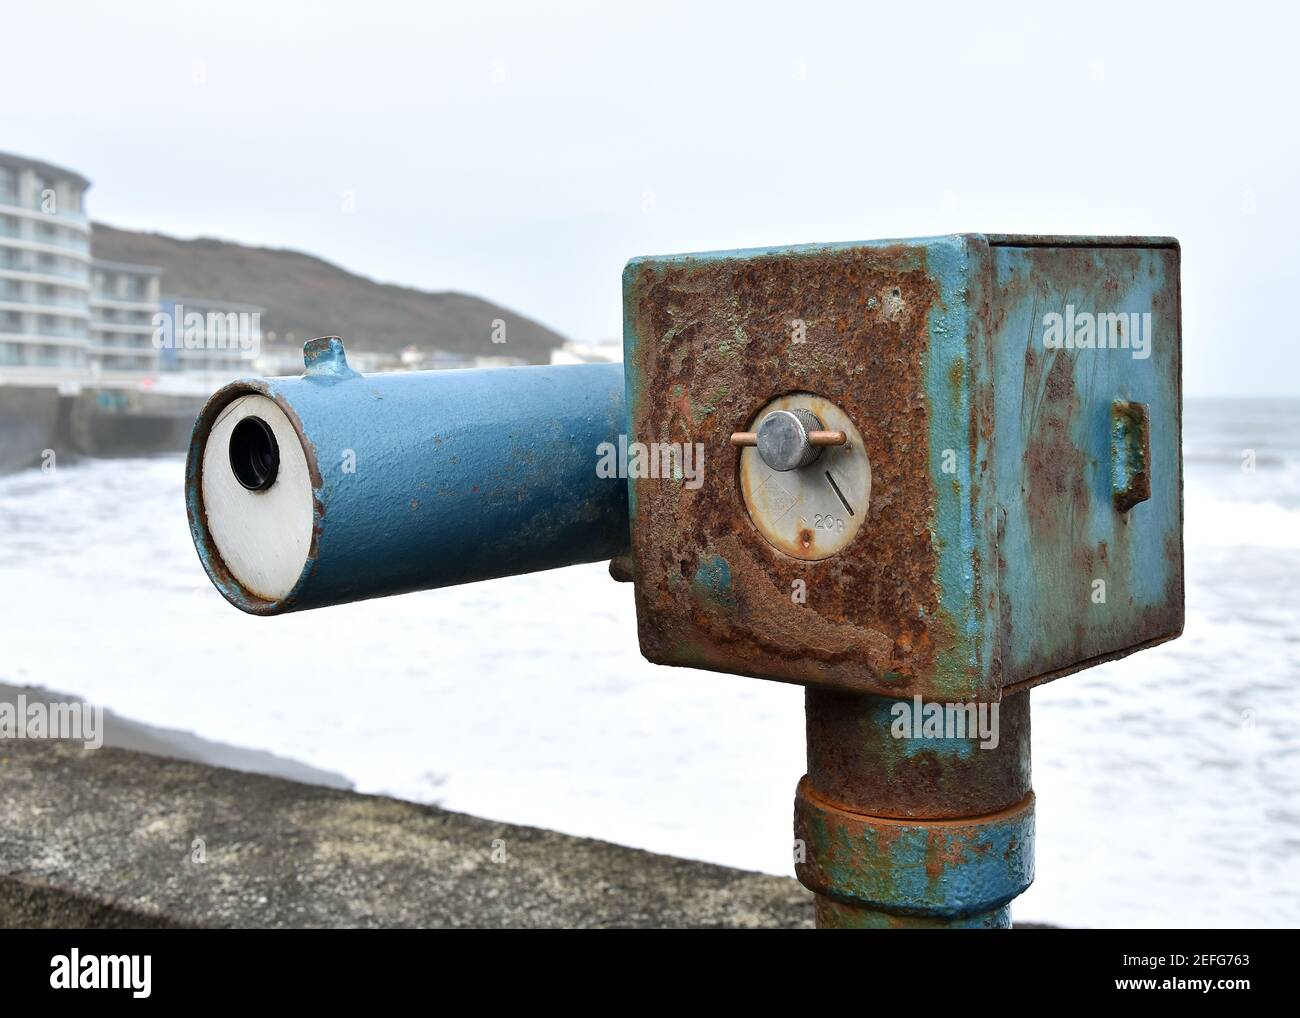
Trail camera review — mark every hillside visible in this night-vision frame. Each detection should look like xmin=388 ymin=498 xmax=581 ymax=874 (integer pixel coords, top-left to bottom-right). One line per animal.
xmin=90 ymin=223 xmax=566 ymax=363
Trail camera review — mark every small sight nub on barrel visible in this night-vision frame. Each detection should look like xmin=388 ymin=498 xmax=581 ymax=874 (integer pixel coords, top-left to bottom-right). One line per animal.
xmin=228 ymin=416 xmax=280 ymax=492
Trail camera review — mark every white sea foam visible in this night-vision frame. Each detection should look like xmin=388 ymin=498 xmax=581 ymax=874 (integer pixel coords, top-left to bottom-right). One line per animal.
xmin=1185 ymin=492 xmax=1300 ymax=549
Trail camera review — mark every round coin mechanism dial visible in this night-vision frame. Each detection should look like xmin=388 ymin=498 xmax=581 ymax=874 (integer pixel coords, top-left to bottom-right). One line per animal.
xmin=737 ymin=393 xmax=871 ymax=560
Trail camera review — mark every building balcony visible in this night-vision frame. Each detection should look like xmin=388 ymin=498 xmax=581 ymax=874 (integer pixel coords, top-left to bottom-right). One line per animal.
xmin=88 ymin=341 xmax=161 ymax=356
xmin=0 ymin=330 xmax=92 ymax=349
xmin=0 ymin=300 xmax=90 ymax=318
xmin=90 ymin=296 xmax=160 ymax=313
xmin=0 ymin=266 xmax=91 ymax=288
xmin=0 ymin=201 xmax=91 ymax=232
xmin=89 ymin=320 xmax=155 ymax=334
xmin=0 ymin=294 xmax=90 ymax=311
xmin=0 ymin=234 xmax=92 ymax=263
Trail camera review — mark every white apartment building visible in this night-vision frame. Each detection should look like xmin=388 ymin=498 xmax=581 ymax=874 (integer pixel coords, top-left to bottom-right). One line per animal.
xmin=0 ymin=152 xmax=92 ymax=370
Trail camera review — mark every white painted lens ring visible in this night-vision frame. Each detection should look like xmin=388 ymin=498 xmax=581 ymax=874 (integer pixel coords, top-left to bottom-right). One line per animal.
xmin=185 ymin=384 xmax=320 ymax=614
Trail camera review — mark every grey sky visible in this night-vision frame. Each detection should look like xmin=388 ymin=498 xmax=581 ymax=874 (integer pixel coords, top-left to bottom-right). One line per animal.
xmin=3 ymin=0 xmax=1294 ymax=395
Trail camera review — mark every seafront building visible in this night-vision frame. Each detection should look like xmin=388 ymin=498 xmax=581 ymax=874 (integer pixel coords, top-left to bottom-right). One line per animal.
xmin=0 ymin=153 xmax=93 ymax=370
xmin=89 ymin=260 xmax=163 ymax=374
xmin=158 ymin=295 xmax=262 ymax=376
xmin=2 ymin=152 xmax=264 ymax=382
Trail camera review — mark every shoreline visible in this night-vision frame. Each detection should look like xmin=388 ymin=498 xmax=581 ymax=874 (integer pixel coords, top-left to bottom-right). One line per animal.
xmin=0 ymin=682 xmax=352 ymax=790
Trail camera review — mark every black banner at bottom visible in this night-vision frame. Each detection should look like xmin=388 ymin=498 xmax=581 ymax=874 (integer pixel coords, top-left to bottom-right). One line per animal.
xmin=0 ymin=927 xmax=1281 ymax=1003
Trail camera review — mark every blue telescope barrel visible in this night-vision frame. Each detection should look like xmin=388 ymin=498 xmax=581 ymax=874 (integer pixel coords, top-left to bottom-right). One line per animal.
xmin=186 ymin=337 xmax=629 ymax=614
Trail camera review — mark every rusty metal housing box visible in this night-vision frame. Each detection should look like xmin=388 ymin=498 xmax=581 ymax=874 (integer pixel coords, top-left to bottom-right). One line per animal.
xmin=622 ymin=234 xmax=1183 ymax=701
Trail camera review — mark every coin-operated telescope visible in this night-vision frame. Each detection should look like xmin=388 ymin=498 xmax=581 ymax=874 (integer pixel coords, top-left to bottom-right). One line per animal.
xmin=188 ymin=235 xmax=1183 ymax=928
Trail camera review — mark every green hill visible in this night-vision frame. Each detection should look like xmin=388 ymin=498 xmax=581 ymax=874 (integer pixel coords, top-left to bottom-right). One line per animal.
xmin=91 ymin=223 xmax=565 ymax=363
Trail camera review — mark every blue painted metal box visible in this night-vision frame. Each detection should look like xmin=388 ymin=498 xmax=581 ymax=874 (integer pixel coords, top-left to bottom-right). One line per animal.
xmin=622 ymin=234 xmax=1183 ymax=700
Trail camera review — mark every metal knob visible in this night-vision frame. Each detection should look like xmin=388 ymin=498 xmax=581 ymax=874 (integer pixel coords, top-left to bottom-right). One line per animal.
xmin=731 ymin=409 xmax=846 ymax=471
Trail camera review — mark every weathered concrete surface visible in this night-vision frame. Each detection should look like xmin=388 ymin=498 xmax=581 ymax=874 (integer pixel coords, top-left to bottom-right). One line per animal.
xmin=0 ymin=741 xmax=812 ymax=929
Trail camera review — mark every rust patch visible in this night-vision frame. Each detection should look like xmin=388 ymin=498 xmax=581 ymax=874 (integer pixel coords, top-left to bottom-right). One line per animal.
xmin=1023 ymin=349 xmax=1089 ymax=541
xmin=804 ymin=688 xmax=1031 ymax=819
xmin=626 ymin=245 xmax=950 ymax=695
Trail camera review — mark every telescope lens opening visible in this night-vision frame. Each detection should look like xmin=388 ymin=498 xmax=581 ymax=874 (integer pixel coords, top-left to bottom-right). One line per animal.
xmin=229 ymin=415 xmax=280 ymax=492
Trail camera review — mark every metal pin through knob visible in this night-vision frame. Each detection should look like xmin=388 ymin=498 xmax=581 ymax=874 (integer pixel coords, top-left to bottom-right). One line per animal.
xmin=730 ymin=409 xmax=846 ymax=471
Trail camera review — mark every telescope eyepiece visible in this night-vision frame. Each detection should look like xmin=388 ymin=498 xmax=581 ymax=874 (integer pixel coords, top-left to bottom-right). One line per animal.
xmin=229 ymin=415 xmax=280 ymax=491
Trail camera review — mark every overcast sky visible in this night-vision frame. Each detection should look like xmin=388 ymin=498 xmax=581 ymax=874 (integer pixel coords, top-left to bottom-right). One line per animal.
xmin=3 ymin=0 xmax=1295 ymax=395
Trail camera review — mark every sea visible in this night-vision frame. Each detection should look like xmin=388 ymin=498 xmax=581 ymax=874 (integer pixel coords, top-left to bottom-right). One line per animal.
xmin=1 ymin=396 xmax=1296 ymax=928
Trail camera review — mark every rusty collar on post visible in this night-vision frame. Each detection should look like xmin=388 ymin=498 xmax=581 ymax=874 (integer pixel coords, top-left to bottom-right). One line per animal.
xmin=795 ymin=690 xmax=1035 ymax=928
xmin=795 ymin=782 xmax=1036 ymax=927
